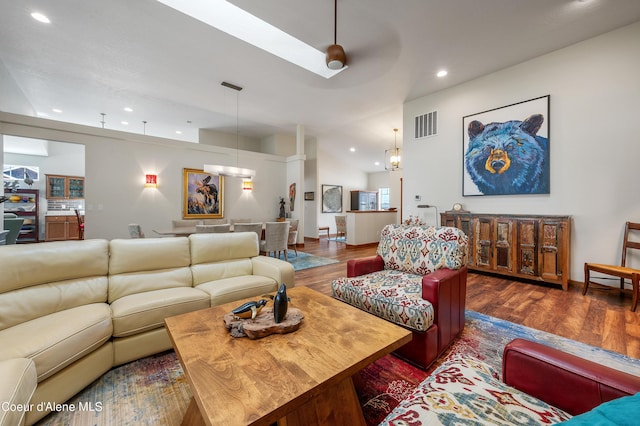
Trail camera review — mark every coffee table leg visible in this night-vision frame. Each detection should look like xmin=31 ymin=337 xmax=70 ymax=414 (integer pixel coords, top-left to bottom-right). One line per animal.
xmin=181 ymin=398 xmax=206 ymax=426
xmin=280 ymin=376 xmax=366 ymax=426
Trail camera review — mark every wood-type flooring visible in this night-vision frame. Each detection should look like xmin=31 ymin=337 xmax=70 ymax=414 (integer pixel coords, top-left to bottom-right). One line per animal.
xmin=294 ymin=237 xmax=640 ymax=359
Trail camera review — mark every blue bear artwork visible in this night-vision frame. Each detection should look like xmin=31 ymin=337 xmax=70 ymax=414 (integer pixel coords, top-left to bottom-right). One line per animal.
xmin=464 ymin=113 xmax=549 ymax=195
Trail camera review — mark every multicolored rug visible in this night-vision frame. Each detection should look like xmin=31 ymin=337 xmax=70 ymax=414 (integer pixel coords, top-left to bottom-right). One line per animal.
xmin=277 ymin=251 xmax=339 ymax=270
xmin=36 ymin=310 xmax=640 ymax=426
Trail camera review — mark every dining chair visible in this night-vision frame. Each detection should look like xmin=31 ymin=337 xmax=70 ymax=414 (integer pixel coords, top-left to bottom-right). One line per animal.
xmin=583 ymin=221 xmax=640 ymax=312
xmin=233 ymin=222 xmax=263 ymax=240
xmin=202 ymin=219 xmax=228 ymax=225
xmin=260 ymin=221 xmax=290 ymax=261
xmin=196 ymin=224 xmax=230 ymax=233
xmin=335 ymin=215 xmax=346 ymax=241
xmin=230 ymin=218 xmax=252 ymax=225
xmin=3 ymin=213 xmax=24 ymax=245
xmin=74 ymin=209 xmax=84 ymax=240
xmin=287 ymin=219 xmax=299 ymax=257
xmin=128 ymin=224 xmax=145 ymax=238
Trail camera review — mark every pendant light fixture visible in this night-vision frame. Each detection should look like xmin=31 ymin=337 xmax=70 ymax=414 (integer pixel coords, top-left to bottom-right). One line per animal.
xmin=204 ymin=82 xmax=256 ymax=180
xmin=385 ymin=128 xmax=402 ymax=171
xmin=326 ymin=0 xmax=346 ymax=70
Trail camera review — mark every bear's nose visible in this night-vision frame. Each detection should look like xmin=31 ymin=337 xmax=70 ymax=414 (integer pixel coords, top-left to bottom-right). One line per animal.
xmin=491 ymin=160 xmax=506 ymax=171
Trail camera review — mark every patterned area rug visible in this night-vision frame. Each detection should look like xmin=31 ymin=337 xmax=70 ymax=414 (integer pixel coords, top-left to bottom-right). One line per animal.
xmin=277 ymin=251 xmax=339 ymax=270
xmin=36 ymin=310 xmax=640 ymax=426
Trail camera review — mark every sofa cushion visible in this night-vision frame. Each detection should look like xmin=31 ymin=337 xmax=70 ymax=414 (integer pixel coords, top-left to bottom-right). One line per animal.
xmin=189 ymin=232 xmax=259 ymax=264
xmin=381 ymin=356 xmax=572 ymax=425
xmin=377 ymin=225 xmax=468 ymax=276
xmin=0 ymin=303 xmax=112 ymax=382
xmin=108 ymin=267 xmax=193 ymax=303
xmin=191 ymin=259 xmax=254 ymax=285
xmin=0 ymin=277 xmax=108 ymax=331
xmin=0 ymin=358 xmax=37 ymax=426
xmin=331 ymin=269 xmax=434 ymax=332
xmin=196 ymin=275 xmax=279 ymax=306
xmin=110 ymin=287 xmax=210 ymax=337
xmin=0 ymin=239 xmax=109 ymax=293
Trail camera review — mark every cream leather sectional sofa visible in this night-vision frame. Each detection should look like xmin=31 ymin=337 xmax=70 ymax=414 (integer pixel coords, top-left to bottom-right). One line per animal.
xmin=0 ymin=232 xmax=294 ymax=425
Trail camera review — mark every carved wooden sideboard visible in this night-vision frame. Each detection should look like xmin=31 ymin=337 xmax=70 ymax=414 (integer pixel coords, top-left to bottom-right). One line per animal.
xmin=440 ymin=212 xmax=571 ymax=290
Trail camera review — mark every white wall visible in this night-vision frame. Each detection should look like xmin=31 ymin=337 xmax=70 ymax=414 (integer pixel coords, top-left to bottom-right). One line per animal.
xmin=1 ymin=113 xmax=288 ymax=240
xmin=317 ymin=145 xmax=368 ymax=233
xmin=403 ymin=21 xmax=640 ymax=283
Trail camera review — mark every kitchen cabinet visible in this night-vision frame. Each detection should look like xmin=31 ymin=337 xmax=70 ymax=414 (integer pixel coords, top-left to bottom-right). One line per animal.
xmin=350 ymin=191 xmax=378 ymax=211
xmin=3 ymin=189 xmax=39 ymax=243
xmin=46 ymin=175 xmax=85 ymax=199
xmin=45 ymin=215 xmax=81 ymax=241
xmin=441 ymin=212 xmax=571 ymax=290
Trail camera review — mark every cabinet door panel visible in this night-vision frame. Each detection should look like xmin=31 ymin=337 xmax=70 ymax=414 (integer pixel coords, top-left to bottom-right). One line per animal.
xmin=475 ymin=218 xmax=493 ymax=268
xmin=68 ymin=178 xmax=85 ymax=198
xmin=540 ymin=221 xmax=563 ymax=282
xmin=46 ymin=220 xmax=67 ymax=241
xmin=517 ymin=220 xmax=538 ymax=276
xmin=47 ymin=176 xmax=66 ymax=198
xmin=459 ymin=217 xmax=474 ymax=266
xmin=495 ymin=219 xmax=513 ymax=272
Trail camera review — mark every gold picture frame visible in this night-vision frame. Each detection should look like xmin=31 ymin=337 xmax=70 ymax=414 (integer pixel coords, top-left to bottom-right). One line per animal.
xmin=182 ymin=168 xmax=224 ymax=219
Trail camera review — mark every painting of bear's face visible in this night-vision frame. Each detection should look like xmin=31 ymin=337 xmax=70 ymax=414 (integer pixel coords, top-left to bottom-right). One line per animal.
xmin=462 ymin=96 xmax=550 ymax=196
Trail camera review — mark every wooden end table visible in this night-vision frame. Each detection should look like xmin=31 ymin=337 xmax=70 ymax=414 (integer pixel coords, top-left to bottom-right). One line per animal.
xmin=165 ymin=286 xmax=412 ymax=426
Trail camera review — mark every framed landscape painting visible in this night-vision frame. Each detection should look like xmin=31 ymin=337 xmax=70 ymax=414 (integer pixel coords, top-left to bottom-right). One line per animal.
xmin=322 ymin=184 xmax=342 ymax=213
xmin=462 ymin=95 xmax=550 ymax=196
xmin=183 ymin=168 xmax=224 ymax=219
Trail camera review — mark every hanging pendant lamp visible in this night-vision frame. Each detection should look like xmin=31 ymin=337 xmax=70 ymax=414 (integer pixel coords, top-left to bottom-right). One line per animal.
xmin=204 ymin=82 xmax=256 ymax=180
xmin=326 ymin=0 xmax=346 ymax=70
xmin=385 ymin=128 xmax=402 ymax=171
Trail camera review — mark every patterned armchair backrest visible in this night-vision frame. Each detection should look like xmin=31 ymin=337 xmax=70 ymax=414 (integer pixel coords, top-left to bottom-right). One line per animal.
xmin=377 ymin=224 xmax=469 ymax=275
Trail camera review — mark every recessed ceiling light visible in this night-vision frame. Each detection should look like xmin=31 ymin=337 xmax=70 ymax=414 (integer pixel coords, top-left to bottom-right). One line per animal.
xmin=52 ymin=108 xmax=62 ymax=113
xmin=176 ymin=130 xmax=183 ymax=134
xmin=124 ymin=107 xmax=133 ymax=112
xmin=121 ymin=121 xmax=129 ymax=125
xmin=437 ymin=70 xmax=448 ymax=78
xmin=156 ymin=0 xmax=345 ymax=79
xmin=31 ymin=12 xmax=50 ymax=24
xmin=374 ymin=161 xmax=380 ymax=166
xmin=350 ymin=147 xmax=356 ymax=152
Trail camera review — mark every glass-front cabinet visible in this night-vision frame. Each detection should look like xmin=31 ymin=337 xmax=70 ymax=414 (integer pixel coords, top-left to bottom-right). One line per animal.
xmin=46 ymin=174 xmax=85 ymax=199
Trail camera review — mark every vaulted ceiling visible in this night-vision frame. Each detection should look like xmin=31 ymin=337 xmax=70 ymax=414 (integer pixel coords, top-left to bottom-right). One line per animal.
xmin=1 ymin=0 xmax=639 ymax=172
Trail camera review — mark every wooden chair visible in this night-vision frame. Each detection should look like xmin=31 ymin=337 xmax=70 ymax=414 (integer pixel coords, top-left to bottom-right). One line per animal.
xmin=74 ymin=209 xmax=84 ymax=240
xmin=335 ymin=215 xmax=346 ymax=241
xmin=583 ymin=222 xmax=640 ymax=312
xmin=318 ymin=226 xmax=330 ymax=241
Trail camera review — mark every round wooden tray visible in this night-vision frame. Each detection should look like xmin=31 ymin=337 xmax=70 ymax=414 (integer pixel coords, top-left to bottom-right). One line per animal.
xmin=223 ymin=307 xmax=304 ymax=339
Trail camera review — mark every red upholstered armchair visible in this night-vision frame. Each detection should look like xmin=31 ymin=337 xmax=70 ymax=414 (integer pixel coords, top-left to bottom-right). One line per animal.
xmin=331 ymin=224 xmax=469 ymax=369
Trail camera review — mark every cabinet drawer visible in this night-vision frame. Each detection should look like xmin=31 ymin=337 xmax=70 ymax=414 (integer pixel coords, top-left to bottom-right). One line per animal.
xmin=46 ymin=216 xmax=69 ymax=223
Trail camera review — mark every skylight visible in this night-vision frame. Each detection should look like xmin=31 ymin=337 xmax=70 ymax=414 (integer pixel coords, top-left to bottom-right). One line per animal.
xmin=156 ymin=0 xmax=345 ymax=79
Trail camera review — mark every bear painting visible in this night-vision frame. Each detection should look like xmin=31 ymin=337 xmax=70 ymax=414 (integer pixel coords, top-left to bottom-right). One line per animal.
xmin=464 ymin=114 xmax=549 ymax=195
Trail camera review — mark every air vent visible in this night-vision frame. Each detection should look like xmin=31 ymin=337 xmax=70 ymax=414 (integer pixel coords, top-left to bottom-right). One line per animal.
xmin=414 ymin=111 xmax=438 ymax=139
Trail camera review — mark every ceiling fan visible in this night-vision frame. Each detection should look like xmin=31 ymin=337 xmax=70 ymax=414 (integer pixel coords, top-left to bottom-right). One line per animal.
xmin=326 ymin=0 xmax=346 ymax=70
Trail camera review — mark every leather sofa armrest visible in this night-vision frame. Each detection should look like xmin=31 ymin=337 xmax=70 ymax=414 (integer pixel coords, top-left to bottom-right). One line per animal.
xmin=251 ymin=256 xmax=295 ymax=288
xmin=503 ymin=338 xmax=640 ymax=416
xmin=347 ymin=255 xmax=384 ymax=277
xmin=421 ymin=267 xmax=467 ymax=350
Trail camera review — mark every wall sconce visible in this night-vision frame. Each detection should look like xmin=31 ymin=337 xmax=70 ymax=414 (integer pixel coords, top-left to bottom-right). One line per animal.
xmin=145 ymin=174 xmax=158 ymax=188
xmin=242 ymin=178 xmax=253 ymax=191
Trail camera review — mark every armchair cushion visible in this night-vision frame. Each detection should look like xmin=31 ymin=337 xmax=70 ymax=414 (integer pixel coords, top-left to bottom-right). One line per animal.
xmin=377 ymin=224 xmax=468 ymax=276
xmin=381 ymin=355 xmax=571 ymax=425
xmin=331 ymin=270 xmax=434 ymax=332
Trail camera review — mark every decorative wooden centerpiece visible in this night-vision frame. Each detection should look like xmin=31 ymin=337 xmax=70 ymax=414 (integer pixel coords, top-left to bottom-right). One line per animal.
xmin=223 ymin=307 xmax=304 ymax=339
xmin=223 ymin=284 xmax=304 ymax=339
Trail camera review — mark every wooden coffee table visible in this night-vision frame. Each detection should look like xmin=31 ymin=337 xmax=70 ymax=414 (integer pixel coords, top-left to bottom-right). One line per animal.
xmin=165 ymin=286 xmax=412 ymax=426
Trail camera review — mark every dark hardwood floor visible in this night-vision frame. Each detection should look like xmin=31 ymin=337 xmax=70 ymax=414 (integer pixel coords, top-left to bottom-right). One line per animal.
xmin=295 ymin=237 xmax=640 ymax=359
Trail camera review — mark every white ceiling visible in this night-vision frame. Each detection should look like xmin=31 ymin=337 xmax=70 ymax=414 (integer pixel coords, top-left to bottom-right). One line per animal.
xmin=1 ymin=0 xmax=639 ymax=172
